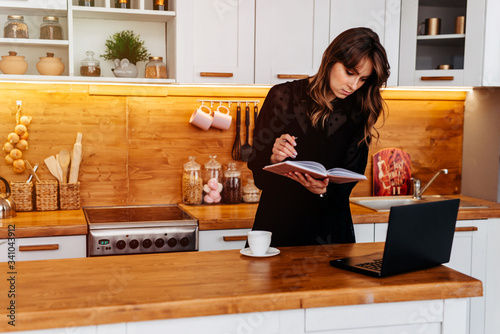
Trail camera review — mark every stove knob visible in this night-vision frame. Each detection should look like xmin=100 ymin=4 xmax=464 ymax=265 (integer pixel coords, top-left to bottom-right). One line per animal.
xmin=180 ymin=237 xmax=190 ymax=247
xmin=116 ymin=240 xmax=126 ymax=250
xmin=167 ymin=238 xmax=177 ymax=248
xmin=142 ymin=239 xmax=152 ymax=249
xmin=129 ymin=239 xmax=139 ymax=249
xmin=155 ymin=238 xmax=165 ymax=248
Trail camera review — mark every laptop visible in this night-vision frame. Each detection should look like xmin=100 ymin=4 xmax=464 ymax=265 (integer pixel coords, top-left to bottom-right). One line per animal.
xmin=330 ymin=198 xmax=460 ymax=277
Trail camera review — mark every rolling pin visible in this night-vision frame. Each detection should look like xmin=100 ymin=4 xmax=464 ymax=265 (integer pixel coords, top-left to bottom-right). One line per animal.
xmin=68 ymin=132 xmax=82 ymax=184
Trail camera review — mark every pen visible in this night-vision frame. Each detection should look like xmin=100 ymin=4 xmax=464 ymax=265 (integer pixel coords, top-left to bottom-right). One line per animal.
xmin=283 ymin=136 xmax=298 ymax=143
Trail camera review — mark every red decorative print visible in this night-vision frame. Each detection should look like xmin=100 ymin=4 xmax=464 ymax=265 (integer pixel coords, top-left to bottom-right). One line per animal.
xmin=373 ymin=148 xmax=412 ymax=196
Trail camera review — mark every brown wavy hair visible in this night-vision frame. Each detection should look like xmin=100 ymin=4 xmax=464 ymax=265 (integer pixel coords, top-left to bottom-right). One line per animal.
xmin=308 ymin=27 xmax=390 ymax=145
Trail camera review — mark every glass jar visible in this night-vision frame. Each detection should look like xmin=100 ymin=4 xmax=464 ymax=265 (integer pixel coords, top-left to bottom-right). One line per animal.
xmin=182 ymin=156 xmax=203 ymax=205
xmin=4 ymin=15 xmax=29 ymax=39
xmin=40 ymin=16 xmax=63 ymax=40
xmin=115 ymin=0 xmax=130 ymax=9
xmin=202 ymin=155 xmax=222 ymax=204
xmin=243 ymin=179 xmax=261 ymax=203
xmin=79 ymin=0 xmax=95 ymax=6
xmin=153 ymin=0 xmax=166 ymax=10
xmin=221 ymin=163 xmax=242 ymax=204
xmin=80 ymin=51 xmax=101 ymax=77
xmin=145 ymin=56 xmax=167 ymax=79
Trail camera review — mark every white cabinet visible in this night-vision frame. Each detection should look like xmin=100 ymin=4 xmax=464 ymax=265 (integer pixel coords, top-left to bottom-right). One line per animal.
xmin=354 ymin=223 xmax=374 ymax=243
xmin=254 ymin=0 xmax=330 ymax=85
xmin=199 ymin=228 xmax=250 ymax=251
xmin=399 ymin=0 xmax=486 ymax=86
xmin=482 ymin=0 xmax=500 ymax=86
xmin=0 ymin=235 xmax=86 ymax=262
xmin=485 ymin=219 xmax=500 ymax=334
xmin=175 ymin=0 xmax=255 ymax=84
xmin=330 ymin=0 xmax=400 ymax=87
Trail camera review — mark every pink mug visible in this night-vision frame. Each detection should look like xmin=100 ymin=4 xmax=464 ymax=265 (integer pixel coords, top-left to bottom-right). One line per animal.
xmin=211 ymin=105 xmax=232 ymax=130
xmin=189 ymin=105 xmax=213 ymax=130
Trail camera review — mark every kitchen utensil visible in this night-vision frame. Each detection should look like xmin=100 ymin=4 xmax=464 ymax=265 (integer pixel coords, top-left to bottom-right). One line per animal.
xmin=241 ymin=104 xmax=252 ymax=162
xmin=24 ymin=160 xmax=41 ymax=183
xmin=58 ymin=149 xmax=70 ymax=183
xmin=231 ymin=104 xmax=242 ymax=160
xmin=0 ymin=176 xmax=16 ymax=218
xmin=26 ymin=163 xmax=38 ymax=183
xmin=44 ymin=155 xmax=62 ymax=182
xmin=69 ymin=132 xmax=83 ymax=184
xmin=253 ymin=104 xmax=258 ymax=143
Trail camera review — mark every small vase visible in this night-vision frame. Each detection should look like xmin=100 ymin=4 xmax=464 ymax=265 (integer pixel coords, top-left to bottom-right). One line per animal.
xmin=112 ymin=58 xmax=138 ymax=78
xmin=36 ymin=52 xmax=65 ymax=76
xmin=0 ymin=51 xmax=28 ymax=75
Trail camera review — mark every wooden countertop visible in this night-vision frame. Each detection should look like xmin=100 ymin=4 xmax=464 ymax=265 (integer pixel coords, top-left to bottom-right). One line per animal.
xmin=1 ymin=242 xmax=482 ymax=332
xmin=0 ymin=210 xmax=87 ymax=239
xmin=180 ymin=195 xmax=500 ymax=230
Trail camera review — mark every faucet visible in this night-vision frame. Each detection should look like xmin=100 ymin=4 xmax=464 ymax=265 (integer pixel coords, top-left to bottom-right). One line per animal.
xmin=412 ymin=169 xmax=448 ymax=199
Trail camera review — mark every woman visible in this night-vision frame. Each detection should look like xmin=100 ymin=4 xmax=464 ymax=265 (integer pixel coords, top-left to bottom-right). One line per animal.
xmin=248 ymin=27 xmax=390 ymax=247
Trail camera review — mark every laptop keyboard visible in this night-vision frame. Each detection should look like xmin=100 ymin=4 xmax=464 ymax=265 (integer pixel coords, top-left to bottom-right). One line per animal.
xmin=355 ymin=258 xmax=383 ymax=271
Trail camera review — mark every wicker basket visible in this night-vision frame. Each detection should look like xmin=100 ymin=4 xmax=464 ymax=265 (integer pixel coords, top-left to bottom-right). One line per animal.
xmin=35 ymin=180 xmax=59 ymax=211
xmin=10 ymin=181 xmax=33 ymax=211
xmin=59 ymin=182 xmax=80 ymax=210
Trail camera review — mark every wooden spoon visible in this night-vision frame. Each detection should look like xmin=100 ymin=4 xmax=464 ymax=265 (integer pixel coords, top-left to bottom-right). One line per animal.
xmin=58 ymin=149 xmax=70 ymax=183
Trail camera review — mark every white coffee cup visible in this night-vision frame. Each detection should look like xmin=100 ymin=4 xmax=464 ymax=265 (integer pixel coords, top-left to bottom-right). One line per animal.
xmin=211 ymin=105 xmax=232 ymax=130
xmin=247 ymin=230 xmax=272 ymax=256
xmin=189 ymin=105 xmax=213 ymax=130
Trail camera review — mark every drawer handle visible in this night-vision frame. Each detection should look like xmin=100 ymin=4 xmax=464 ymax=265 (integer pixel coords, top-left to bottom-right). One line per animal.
xmin=200 ymin=72 xmax=233 ymax=78
xmin=277 ymin=74 xmax=309 ymax=79
xmin=19 ymin=244 xmax=59 ymax=252
xmin=223 ymin=235 xmax=248 ymax=242
xmin=455 ymin=227 xmax=478 ymax=232
xmin=420 ymin=76 xmax=454 ymax=81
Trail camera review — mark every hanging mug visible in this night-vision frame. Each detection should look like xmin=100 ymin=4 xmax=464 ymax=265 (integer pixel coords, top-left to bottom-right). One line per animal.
xmin=189 ymin=104 xmax=213 ymax=130
xmin=211 ymin=105 xmax=232 ymax=130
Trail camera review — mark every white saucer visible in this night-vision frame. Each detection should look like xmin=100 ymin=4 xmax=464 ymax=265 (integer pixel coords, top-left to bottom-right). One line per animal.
xmin=240 ymin=247 xmax=280 ymax=258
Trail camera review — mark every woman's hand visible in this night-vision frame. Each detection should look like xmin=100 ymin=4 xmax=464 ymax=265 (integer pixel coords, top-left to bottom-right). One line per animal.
xmin=270 ymin=134 xmax=298 ymax=164
xmin=286 ymin=172 xmax=329 ymax=195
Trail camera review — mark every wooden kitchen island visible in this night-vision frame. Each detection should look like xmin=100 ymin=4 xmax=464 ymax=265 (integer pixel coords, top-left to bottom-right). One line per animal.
xmin=0 ymin=243 xmax=481 ymax=333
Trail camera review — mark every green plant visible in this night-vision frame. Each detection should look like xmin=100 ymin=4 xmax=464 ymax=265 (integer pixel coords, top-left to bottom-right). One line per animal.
xmin=101 ymin=30 xmax=150 ymax=65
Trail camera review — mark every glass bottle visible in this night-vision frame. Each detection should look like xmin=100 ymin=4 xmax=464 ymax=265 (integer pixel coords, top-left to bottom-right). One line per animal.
xmin=4 ymin=15 xmax=29 ymax=39
xmin=243 ymin=179 xmax=261 ymax=203
xmin=182 ymin=156 xmax=203 ymax=205
xmin=79 ymin=0 xmax=95 ymax=6
xmin=221 ymin=163 xmax=242 ymax=204
xmin=80 ymin=51 xmax=101 ymax=77
xmin=40 ymin=16 xmax=63 ymax=40
xmin=145 ymin=56 xmax=167 ymax=79
xmin=203 ymin=155 xmax=222 ymax=204
xmin=115 ymin=0 xmax=130 ymax=8
xmin=153 ymin=0 xmax=166 ymax=10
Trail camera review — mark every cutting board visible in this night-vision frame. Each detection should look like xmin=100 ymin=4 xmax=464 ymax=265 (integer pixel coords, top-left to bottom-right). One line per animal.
xmin=373 ymin=148 xmax=412 ymax=196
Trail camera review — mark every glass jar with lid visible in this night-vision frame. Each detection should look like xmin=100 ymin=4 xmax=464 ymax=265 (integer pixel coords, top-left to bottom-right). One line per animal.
xmin=221 ymin=163 xmax=242 ymax=204
xmin=40 ymin=16 xmax=63 ymax=40
xmin=153 ymin=0 xmax=167 ymax=10
xmin=4 ymin=15 xmax=28 ymax=39
xmin=182 ymin=156 xmax=203 ymax=205
xmin=202 ymin=155 xmax=222 ymax=204
xmin=79 ymin=0 xmax=95 ymax=6
xmin=243 ymin=179 xmax=261 ymax=203
xmin=145 ymin=56 xmax=167 ymax=79
xmin=80 ymin=51 xmax=101 ymax=77
xmin=115 ymin=0 xmax=130 ymax=9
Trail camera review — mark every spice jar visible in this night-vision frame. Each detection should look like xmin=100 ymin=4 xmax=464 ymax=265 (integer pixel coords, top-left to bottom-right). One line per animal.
xmin=221 ymin=163 xmax=242 ymax=204
xmin=80 ymin=51 xmax=101 ymax=77
xmin=115 ymin=0 xmax=130 ymax=9
xmin=4 ymin=15 xmax=29 ymax=39
xmin=40 ymin=16 xmax=63 ymax=40
xmin=153 ymin=0 xmax=166 ymax=10
xmin=182 ymin=156 xmax=203 ymax=205
xmin=79 ymin=0 xmax=95 ymax=6
xmin=243 ymin=179 xmax=260 ymax=203
xmin=145 ymin=56 xmax=167 ymax=79
xmin=202 ymin=155 xmax=222 ymax=204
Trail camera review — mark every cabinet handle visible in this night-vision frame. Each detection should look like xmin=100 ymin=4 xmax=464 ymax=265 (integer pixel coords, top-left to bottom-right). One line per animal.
xmin=19 ymin=244 xmax=59 ymax=252
xmin=277 ymin=74 xmax=309 ymax=79
xmin=223 ymin=235 xmax=248 ymax=242
xmin=200 ymin=72 xmax=233 ymax=78
xmin=420 ymin=76 xmax=454 ymax=81
xmin=455 ymin=227 xmax=478 ymax=232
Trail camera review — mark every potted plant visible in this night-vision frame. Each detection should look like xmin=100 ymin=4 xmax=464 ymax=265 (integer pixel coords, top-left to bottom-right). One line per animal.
xmin=101 ymin=30 xmax=150 ymax=77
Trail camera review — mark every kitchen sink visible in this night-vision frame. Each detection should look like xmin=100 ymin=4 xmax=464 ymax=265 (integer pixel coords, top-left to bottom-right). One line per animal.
xmin=350 ymin=195 xmax=489 ymax=212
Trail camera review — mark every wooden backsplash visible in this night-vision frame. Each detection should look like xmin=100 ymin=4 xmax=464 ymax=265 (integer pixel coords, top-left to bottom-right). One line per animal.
xmin=0 ymin=82 xmax=465 ymax=206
